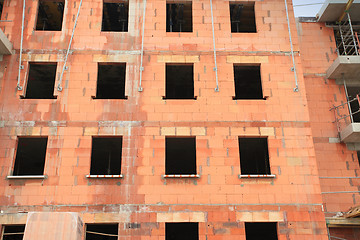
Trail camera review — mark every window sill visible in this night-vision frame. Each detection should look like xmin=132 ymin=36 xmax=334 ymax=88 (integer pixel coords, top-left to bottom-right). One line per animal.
xmin=6 ymin=175 xmax=47 ymax=179
xmin=232 ymin=96 xmax=268 ymax=100
xmin=91 ymin=96 xmax=128 ymax=100
xmin=86 ymin=174 xmax=124 ymax=178
xmin=238 ymin=174 xmax=276 ymax=179
xmin=162 ymin=96 xmax=197 ymax=100
xmin=162 ymin=174 xmax=200 ymax=178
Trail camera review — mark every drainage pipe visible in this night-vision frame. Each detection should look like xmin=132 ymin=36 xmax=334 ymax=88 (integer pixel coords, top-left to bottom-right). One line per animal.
xmin=284 ymin=0 xmax=299 ymax=92
xmin=57 ymin=0 xmax=83 ymax=91
xmin=17 ymin=0 xmax=26 ymax=91
xmin=209 ymin=0 xmax=219 ymax=92
xmin=138 ymin=0 xmax=147 ymax=92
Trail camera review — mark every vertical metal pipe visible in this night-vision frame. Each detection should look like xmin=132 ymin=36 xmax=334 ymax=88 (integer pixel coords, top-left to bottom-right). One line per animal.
xmin=209 ymin=0 xmax=219 ymax=92
xmin=284 ymin=0 xmax=299 ymax=92
xmin=347 ymin=12 xmax=359 ymax=55
xmin=17 ymin=0 xmax=26 ymax=91
xmin=57 ymin=0 xmax=83 ymax=91
xmin=138 ymin=0 xmax=147 ymax=92
xmin=343 ymin=78 xmax=354 ymax=123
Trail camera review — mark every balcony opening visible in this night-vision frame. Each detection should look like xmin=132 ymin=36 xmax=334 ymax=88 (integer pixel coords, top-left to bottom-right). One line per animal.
xmin=24 ymin=63 xmax=57 ymax=99
xmin=1 ymin=225 xmax=25 ymax=240
xmin=245 ymin=222 xmax=278 ymax=240
xmin=166 ymin=137 xmax=196 ymax=175
xmin=90 ymin=137 xmax=122 ymax=175
xmin=95 ymin=63 xmax=127 ymax=99
xmin=165 ymin=64 xmax=195 ymax=100
xmin=36 ymin=0 xmax=64 ymax=31
xmin=346 ymin=86 xmax=360 ymax=123
xmin=166 ymin=2 xmax=192 ymax=32
xmin=229 ymin=2 xmax=256 ymax=33
xmin=86 ymin=224 xmax=118 ymax=240
xmin=239 ymin=137 xmax=270 ymax=175
xmin=166 ymin=223 xmax=198 ymax=240
xmin=233 ymin=65 xmax=263 ymax=100
xmin=102 ymin=0 xmax=129 ymax=32
xmin=13 ymin=137 xmax=47 ymax=176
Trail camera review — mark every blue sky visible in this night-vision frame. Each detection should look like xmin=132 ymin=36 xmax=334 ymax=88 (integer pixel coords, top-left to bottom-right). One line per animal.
xmin=292 ymin=0 xmax=325 ymax=17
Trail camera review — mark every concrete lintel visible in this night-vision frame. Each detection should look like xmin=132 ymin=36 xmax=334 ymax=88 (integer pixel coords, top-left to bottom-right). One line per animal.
xmin=0 ymin=29 xmax=13 ymax=55
xmin=317 ymin=0 xmax=360 ymax=22
xmin=327 ymin=56 xmax=360 ymax=81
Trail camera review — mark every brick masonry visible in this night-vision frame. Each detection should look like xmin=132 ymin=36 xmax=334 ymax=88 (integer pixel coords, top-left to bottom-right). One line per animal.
xmin=0 ymin=0 xmax=330 ymax=239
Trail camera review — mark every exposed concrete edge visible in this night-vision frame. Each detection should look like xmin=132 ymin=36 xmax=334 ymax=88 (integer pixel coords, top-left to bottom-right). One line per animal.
xmin=327 ymin=217 xmax=360 ymax=226
xmin=0 ymin=29 xmax=13 ymax=55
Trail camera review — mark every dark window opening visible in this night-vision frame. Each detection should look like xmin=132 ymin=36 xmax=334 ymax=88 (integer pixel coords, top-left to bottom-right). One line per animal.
xmin=166 ymin=137 xmax=196 ymax=175
xmin=230 ymin=2 xmax=256 ymax=33
xmin=90 ymin=137 xmax=122 ymax=175
xmin=36 ymin=0 xmax=64 ymax=31
xmin=239 ymin=138 xmax=270 ymax=175
xmin=1 ymin=225 xmax=25 ymax=240
xmin=245 ymin=222 xmax=278 ymax=240
xmin=357 ymin=151 xmax=360 ymax=167
xmin=166 ymin=223 xmax=198 ymax=240
xmin=346 ymin=87 xmax=360 ymax=123
xmin=95 ymin=63 xmax=127 ymax=99
xmin=86 ymin=224 xmax=118 ymax=240
xmin=24 ymin=63 xmax=57 ymax=99
xmin=165 ymin=64 xmax=195 ymax=100
xmin=166 ymin=2 xmax=192 ymax=32
xmin=13 ymin=137 xmax=47 ymax=176
xmin=102 ymin=1 xmax=129 ymax=32
xmin=0 ymin=0 xmax=4 ymax=19
xmin=233 ymin=65 xmax=263 ymax=100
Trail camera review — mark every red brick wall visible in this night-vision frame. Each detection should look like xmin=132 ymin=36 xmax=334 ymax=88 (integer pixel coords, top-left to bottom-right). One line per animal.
xmin=0 ymin=0 xmax=328 ymax=239
xmin=299 ymin=21 xmax=360 ymax=214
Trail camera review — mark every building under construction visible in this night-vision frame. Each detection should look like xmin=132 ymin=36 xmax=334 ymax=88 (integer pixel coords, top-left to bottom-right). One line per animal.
xmin=0 ymin=0 xmax=359 ymax=239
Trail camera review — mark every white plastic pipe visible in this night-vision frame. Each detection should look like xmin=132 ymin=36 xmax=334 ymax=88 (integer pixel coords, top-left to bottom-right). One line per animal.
xmin=57 ymin=0 xmax=83 ymax=91
xmin=284 ymin=0 xmax=299 ymax=92
xmin=17 ymin=0 xmax=26 ymax=91
xmin=138 ymin=0 xmax=147 ymax=92
xmin=209 ymin=0 xmax=219 ymax=92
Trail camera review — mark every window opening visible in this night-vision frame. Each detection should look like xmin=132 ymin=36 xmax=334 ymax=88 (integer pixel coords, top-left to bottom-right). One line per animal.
xmin=165 ymin=64 xmax=195 ymax=100
xmin=1 ymin=225 xmax=25 ymax=240
xmin=166 ymin=2 xmax=192 ymax=32
xmin=233 ymin=65 xmax=263 ymax=100
xmin=24 ymin=63 xmax=57 ymax=99
xmin=229 ymin=2 xmax=256 ymax=33
xmin=36 ymin=0 xmax=64 ymax=31
xmin=102 ymin=0 xmax=129 ymax=32
xmin=0 ymin=0 xmax=4 ymax=19
xmin=245 ymin=222 xmax=278 ymax=240
xmin=13 ymin=137 xmax=47 ymax=176
xmin=95 ymin=63 xmax=127 ymax=99
xmin=166 ymin=223 xmax=198 ymax=240
xmin=166 ymin=137 xmax=196 ymax=175
xmin=239 ymin=138 xmax=270 ymax=175
xmin=90 ymin=137 xmax=122 ymax=175
xmin=86 ymin=224 xmax=118 ymax=240
xmin=346 ymin=86 xmax=360 ymax=123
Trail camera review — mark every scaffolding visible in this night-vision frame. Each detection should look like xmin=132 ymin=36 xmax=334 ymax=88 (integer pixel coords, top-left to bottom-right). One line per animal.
xmin=335 ymin=12 xmax=360 ymax=56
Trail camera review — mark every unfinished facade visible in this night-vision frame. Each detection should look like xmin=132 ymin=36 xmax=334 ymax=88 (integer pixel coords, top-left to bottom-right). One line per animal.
xmin=0 ymin=0 xmax=341 ymax=239
xmin=297 ymin=0 xmax=360 ymax=239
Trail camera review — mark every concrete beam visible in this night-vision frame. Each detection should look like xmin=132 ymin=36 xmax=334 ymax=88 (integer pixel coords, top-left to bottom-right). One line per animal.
xmin=327 ymin=56 xmax=360 ymax=81
xmin=317 ymin=0 xmax=360 ymax=22
xmin=0 ymin=28 xmax=13 ymax=55
xmin=340 ymin=123 xmax=360 ymax=143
